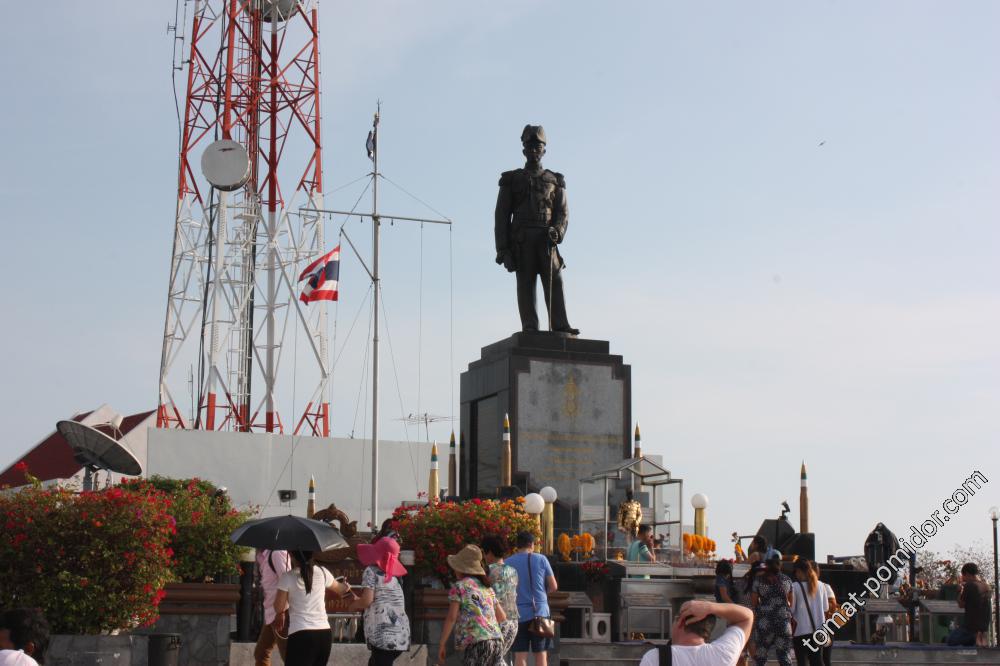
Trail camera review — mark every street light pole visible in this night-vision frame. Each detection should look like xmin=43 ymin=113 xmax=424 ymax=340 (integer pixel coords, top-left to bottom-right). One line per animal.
xmin=989 ymin=506 xmax=999 ymax=647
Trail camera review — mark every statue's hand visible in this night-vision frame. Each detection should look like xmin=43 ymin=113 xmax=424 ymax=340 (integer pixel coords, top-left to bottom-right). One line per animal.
xmin=548 ymin=227 xmax=561 ymax=244
xmin=497 ymin=250 xmax=517 ymax=272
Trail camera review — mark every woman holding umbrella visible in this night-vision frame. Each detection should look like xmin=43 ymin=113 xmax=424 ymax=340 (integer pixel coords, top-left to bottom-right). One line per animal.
xmin=274 ymin=550 xmax=353 ymax=666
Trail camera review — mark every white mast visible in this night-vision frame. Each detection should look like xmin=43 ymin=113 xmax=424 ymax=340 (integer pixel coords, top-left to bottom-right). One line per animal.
xmin=305 ymin=105 xmax=451 ymax=533
xmin=371 ymin=104 xmax=381 ymax=532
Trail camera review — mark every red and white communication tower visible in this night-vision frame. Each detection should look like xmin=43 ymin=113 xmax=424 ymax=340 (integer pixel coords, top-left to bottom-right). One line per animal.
xmin=157 ymin=0 xmax=330 ymax=436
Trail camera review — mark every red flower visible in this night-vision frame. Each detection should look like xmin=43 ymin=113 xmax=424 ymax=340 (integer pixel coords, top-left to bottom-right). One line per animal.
xmin=14 ymin=461 xmax=28 ymax=473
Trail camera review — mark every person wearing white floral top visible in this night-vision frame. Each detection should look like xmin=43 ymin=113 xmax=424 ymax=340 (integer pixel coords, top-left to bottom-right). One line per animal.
xmin=351 ymin=537 xmax=411 ymax=666
xmin=483 ymin=535 xmax=519 ymax=663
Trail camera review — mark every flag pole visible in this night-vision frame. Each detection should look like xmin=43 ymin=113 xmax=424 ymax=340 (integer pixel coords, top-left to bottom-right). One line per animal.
xmin=303 ymin=107 xmax=450 ymax=533
xmin=371 ymin=102 xmax=381 ymax=534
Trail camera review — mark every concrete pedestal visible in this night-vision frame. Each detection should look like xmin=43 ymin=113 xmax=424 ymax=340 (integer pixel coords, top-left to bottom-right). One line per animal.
xmin=459 ymin=332 xmax=631 ymax=516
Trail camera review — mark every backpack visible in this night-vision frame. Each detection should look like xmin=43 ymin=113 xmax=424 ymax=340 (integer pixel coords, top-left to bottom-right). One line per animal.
xmin=654 ymin=641 xmax=672 ymax=665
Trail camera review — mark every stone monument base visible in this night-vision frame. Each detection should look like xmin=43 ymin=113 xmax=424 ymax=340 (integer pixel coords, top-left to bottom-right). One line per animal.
xmin=460 ymin=332 xmax=631 ymax=524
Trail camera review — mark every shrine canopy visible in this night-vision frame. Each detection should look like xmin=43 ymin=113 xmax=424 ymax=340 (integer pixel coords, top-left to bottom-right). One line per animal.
xmin=579 ymin=456 xmax=683 ymax=562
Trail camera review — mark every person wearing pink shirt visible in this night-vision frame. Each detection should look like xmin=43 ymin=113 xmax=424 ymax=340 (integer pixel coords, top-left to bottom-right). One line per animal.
xmin=254 ymin=549 xmax=291 ymax=666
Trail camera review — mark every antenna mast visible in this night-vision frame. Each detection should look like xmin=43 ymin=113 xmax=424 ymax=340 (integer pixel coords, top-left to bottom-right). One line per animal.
xmin=304 ymin=106 xmax=451 ymax=531
xmin=157 ymin=0 xmax=330 ymax=437
xmin=371 ymin=103 xmax=381 ymax=532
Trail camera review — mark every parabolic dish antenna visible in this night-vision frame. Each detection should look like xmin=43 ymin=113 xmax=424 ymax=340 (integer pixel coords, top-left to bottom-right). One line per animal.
xmin=201 ymin=139 xmax=251 ymax=192
xmin=56 ymin=420 xmax=142 ymax=491
xmin=247 ymin=0 xmax=298 ymax=22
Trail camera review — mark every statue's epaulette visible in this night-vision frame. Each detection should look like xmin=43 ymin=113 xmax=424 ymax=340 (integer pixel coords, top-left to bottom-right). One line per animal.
xmin=498 ymin=169 xmax=521 ymax=186
xmin=551 ymin=171 xmax=566 ymax=188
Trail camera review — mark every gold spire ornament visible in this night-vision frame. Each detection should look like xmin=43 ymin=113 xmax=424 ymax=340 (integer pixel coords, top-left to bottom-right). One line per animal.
xmin=307 ymin=475 xmax=316 ymax=518
xmin=428 ymin=442 xmax=440 ymax=504
xmin=500 ymin=413 xmax=512 ymax=486
xmin=448 ymin=430 xmax=457 ymax=497
xmin=632 ymin=422 xmax=642 ymax=493
xmin=799 ymin=461 xmax=809 ymax=533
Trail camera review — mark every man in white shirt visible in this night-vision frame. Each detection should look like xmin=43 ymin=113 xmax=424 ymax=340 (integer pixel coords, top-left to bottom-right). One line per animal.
xmin=0 ymin=608 xmax=49 ymax=666
xmin=639 ymin=600 xmax=752 ymax=666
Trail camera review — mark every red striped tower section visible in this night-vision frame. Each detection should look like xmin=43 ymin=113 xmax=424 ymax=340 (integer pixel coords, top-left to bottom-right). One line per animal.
xmin=157 ymin=0 xmax=330 ymax=437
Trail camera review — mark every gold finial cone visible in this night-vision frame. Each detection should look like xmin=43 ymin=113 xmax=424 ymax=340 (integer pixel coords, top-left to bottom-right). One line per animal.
xmin=503 ymin=413 xmax=510 ymax=430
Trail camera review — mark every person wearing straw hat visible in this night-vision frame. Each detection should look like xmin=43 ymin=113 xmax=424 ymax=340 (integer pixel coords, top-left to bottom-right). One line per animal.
xmin=350 ymin=537 xmax=411 ymax=665
xmin=438 ymin=544 xmax=508 ymax=666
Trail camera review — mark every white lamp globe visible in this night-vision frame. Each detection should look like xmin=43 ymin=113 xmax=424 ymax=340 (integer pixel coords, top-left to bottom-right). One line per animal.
xmin=691 ymin=493 xmax=709 ymax=510
xmin=539 ymin=486 xmax=558 ymax=503
xmin=989 ymin=506 xmax=1000 ymax=521
xmin=524 ymin=493 xmax=545 ymax=515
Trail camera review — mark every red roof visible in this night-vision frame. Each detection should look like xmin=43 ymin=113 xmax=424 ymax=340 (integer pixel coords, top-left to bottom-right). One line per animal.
xmin=0 ymin=409 xmax=154 ymax=487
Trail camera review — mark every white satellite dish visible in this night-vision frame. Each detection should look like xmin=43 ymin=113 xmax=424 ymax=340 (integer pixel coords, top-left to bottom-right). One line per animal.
xmin=56 ymin=420 xmax=142 ymax=491
xmin=247 ymin=0 xmax=298 ymax=22
xmin=201 ymin=139 xmax=251 ymax=192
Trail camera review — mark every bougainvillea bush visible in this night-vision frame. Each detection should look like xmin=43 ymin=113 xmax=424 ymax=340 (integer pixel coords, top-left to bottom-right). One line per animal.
xmin=391 ymin=498 xmax=540 ymax=585
xmin=122 ymin=475 xmax=252 ymax=582
xmin=0 ymin=468 xmax=175 ymax=633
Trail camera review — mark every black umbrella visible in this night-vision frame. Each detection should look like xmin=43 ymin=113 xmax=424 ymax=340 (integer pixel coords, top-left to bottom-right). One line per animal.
xmin=230 ymin=514 xmax=348 ymax=552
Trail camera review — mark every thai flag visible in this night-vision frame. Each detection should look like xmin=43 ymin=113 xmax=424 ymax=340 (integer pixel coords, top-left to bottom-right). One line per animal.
xmin=298 ymin=246 xmax=340 ymax=303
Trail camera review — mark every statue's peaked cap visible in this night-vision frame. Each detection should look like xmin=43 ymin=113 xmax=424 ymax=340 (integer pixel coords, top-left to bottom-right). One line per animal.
xmin=520 ymin=124 xmax=547 ymax=145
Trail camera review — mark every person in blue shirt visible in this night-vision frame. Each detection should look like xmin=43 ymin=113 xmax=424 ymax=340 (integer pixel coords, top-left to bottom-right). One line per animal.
xmin=626 ymin=524 xmax=656 ymax=564
xmin=504 ymin=531 xmax=558 ymax=666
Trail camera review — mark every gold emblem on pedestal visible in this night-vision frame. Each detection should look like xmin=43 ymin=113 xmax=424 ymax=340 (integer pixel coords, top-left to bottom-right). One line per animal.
xmin=562 ymin=374 xmax=579 ymax=417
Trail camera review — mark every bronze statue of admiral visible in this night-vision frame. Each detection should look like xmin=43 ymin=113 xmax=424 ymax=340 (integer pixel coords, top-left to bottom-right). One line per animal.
xmin=495 ymin=125 xmax=579 ymax=335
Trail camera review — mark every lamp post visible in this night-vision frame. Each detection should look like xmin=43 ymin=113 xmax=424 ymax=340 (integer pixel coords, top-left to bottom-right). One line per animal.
xmin=691 ymin=493 xmax=709 ymax=537
xmin=989 ymin=505 xmax=999 ymax=646
xmin=525 ymin=492 xmax=545 ymax=535
xmin=540 ymin=486 xmax=558 ymax=555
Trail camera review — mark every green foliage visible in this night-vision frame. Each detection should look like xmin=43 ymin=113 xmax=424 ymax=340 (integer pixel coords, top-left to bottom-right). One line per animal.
xmin=391 ymin=497 xmax=540 ymax=585
xmin=122 ymin=475 xmax=253 ymax=582
xmin=0 ymin=473 xmax=175 ymax=633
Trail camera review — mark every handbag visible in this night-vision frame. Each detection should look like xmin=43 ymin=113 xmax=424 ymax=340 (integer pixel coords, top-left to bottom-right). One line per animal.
xmin=526 ymin=553 xmax=556 ymax=638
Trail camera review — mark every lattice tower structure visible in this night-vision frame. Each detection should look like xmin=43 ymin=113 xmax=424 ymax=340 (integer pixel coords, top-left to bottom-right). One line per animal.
xmin=158 ymin=0 xmax=330 ymax=437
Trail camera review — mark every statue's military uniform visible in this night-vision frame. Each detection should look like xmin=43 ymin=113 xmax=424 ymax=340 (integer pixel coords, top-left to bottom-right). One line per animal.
xmin=494 ymin=126 xmax=575 ymax=333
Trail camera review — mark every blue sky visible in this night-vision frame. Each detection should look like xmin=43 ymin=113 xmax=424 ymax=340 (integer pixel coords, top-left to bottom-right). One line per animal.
xmin=1 ymin=1 xmax=998 ymax=559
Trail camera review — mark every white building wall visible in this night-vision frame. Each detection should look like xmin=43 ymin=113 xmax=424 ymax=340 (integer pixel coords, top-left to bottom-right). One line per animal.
xmin=147 ymin=429 xmax=436 ymax=525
